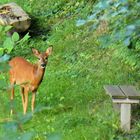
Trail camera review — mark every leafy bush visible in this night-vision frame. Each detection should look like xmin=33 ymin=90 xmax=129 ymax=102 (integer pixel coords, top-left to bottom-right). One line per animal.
xmin=77 ymin=0 xmax=140 ymax=69
xmin=0 ymin=25 xmax=30 ymax=56
xmin=0 ymin=26 xmax=19 ymax=55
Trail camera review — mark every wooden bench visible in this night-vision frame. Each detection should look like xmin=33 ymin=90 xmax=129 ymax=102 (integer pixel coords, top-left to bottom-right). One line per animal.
xmin=104 ymin=85 xmax=140 ymax=131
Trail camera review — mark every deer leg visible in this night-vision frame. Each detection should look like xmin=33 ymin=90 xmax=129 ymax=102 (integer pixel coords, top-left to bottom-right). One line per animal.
xmin=21 ymin=87 xmax=25 ymax=113
xmin=10 ymin=83 xmax=15 ymax=115
xmin=23 ymin=88 xmax=29 ymax=115
xmin=31 ymin=92 xmax=36 ymax=113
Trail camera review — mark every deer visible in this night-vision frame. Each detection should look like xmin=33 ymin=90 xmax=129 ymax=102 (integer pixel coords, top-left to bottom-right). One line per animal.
xmin=9 ymin=47 xmax=52 ymax=115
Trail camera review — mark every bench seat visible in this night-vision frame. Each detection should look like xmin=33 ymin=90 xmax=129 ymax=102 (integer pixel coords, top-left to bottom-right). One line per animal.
xmin=104 ymin=85 xmax=140 ymax=131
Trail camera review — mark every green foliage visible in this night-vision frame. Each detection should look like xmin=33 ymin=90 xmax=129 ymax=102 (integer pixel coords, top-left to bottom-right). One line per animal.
xmin=77 ymin=0 xmax=140 ymax=70
xmin=0 ymin=26 xmax=12 ymax=55
xmin=0 ymin=0 xmax=140 ymax=140
xmin=12 ymin=32 xmax=20 ymax=42
xmin=0 ymin=25 xmax=30 ymax=56
xmin=0 ymin=25 xmax=30 ymax=140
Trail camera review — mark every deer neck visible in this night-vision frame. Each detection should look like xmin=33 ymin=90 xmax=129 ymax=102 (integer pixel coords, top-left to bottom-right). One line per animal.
xmin=34 ymin=64 xmax=46 ymax=84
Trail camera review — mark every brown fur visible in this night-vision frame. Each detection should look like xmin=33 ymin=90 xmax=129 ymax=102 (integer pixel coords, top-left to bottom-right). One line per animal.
xmin=9 ymin=47 xmax=52 ymax=114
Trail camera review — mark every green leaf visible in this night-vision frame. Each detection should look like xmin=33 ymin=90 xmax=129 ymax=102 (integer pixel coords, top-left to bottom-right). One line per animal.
xmin=0 ymin=48 xmax=4 ymax=56
xmin=3 ymin=38 xmax=14 ymax=53
xmin=76 ymin=19 xmax=86 ymax=26
xmin=20 ymin=132 xmax=34 ymax=140
xmin=87 ymin=13 xmax=97 ymax=21
xmin=12 ymin=32 xmax=20 ymax=42
xmin=20 ymin=32 xmax=30 ymax=43
xmin=124 ymin=37 xmax=130 ymax=46
xmin=126 ymin=25 xmax=135 ymax=31
xmin=0 ymin=54 xmax=10 ymax=62
xmin=134 ymin=19 xmax=140 ymax=26
xmin=48 ymin=133 xmax=62 ymax=140
xmin=119 ymin=7 xmax=128 ymax=13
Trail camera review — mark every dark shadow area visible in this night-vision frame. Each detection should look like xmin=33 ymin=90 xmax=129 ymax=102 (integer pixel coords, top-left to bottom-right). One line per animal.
xmin=7 ymin=15 xmax=52 ymax=41
xmin=131 ymin=104 xmax=140 ymax=127
xmin=15 ymin=14 xmax=52 ymax=40
xmin=28 ymin=15 xmax=52 ymax=40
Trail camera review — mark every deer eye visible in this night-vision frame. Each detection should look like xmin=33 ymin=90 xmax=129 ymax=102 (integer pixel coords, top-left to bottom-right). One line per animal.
xmin=45 ymin=57 xmax=48 ymax=60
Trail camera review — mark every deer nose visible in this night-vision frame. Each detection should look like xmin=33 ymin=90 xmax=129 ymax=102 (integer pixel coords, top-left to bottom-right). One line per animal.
xmin=41 ymin=63 xmax=46 ymax=68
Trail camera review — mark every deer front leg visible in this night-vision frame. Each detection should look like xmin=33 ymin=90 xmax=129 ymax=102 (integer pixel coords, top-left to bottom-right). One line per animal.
xmin=10 ymin=84 xmax=15 ymax=115
xmin=23 ymin=88 xmax=29 ymax=115
xmin=31 ymin=92 xmax=36 ymax=113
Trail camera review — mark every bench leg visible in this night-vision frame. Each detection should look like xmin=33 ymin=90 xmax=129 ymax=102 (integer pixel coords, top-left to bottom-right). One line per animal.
xmin=121 ymin=104 xmax=131 ymax=131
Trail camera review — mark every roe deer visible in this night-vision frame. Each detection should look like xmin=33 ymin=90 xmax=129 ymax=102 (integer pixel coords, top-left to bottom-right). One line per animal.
xmin=9 ymin=47 xmax=52 ymax=115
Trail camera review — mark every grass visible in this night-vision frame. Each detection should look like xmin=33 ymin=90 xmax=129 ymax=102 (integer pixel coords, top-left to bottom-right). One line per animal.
xmin=0 ymin=0 xmax=140 ymax=140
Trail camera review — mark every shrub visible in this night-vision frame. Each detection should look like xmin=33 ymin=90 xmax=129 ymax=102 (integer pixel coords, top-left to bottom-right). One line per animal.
xmin=76 ymin=0 xmax=140 ymax=70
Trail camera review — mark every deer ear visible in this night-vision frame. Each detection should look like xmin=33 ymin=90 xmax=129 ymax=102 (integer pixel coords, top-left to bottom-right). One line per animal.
xmin=32 ymin=48 xmax=40 ymax=56
xmin=46 ymin=47 xmax=53 ymax=56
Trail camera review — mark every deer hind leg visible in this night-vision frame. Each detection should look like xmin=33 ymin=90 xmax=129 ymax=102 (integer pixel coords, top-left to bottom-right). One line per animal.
xmin=23 ymin=88 xmax=29 ymax=115
xmin=31 ymin=92 xmax=36 ymax=113
xmin=21 ymin=87 xmax=25 ymax=113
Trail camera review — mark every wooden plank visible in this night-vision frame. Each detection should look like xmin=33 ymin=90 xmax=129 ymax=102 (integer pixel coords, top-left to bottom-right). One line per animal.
xmin=113 ymin=99 xmax=140 ymax=104
xmin=119 ymin=86 xmax=140 ymax=99
xmin=104 ymin=85 xmax=126 ymax=99
xmin=121 ymin=104 xmax=131 ymax=131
